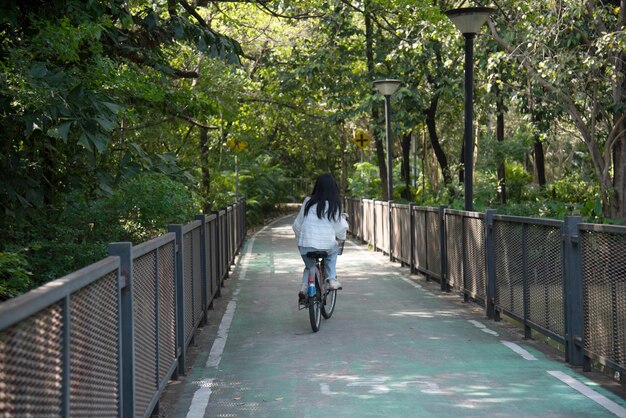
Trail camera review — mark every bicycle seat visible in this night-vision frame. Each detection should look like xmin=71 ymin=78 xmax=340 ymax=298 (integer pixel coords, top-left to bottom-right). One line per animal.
xmin=306 ymin=251 xmax=328 ymax=259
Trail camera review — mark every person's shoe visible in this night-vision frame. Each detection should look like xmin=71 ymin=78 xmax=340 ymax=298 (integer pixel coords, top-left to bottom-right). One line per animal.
xmin=298 ymin=291 xmax=306 ymax=304
xmin=327 ymin=279 xmax=342 ymax=290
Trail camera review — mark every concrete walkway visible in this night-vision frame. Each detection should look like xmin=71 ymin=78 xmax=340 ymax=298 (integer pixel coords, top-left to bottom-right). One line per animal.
xmin=158 ymin=215 xmax=626 ymax=418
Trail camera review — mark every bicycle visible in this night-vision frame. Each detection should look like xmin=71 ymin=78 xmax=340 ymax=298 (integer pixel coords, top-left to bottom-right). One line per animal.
xmin=298 ymin=240 xmax=344 ymax=332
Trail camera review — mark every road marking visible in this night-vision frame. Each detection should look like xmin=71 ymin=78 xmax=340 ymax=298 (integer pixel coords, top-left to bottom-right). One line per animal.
xmin=501 ymin=340 xmax=537 ymax=361
xmin=468 ymin=320 xmax=499 ymax=336
xmin=186 ymin=225 xmax=264 ymax=418
xmin=320 ymin=383 xmax=339 ymax=395
xmin=548 ymin=371 xmax=626 ymax=417
xmin=401 ymin=277 xmax=422 ymax=289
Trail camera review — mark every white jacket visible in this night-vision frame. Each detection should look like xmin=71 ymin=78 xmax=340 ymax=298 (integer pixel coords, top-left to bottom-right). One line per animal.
xmin=292 ymin=197 xmax=348 ymax=249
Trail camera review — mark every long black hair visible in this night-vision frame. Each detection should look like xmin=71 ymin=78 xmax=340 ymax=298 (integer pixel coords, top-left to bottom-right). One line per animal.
xmin=304 ymin=173 xmax=342 ymax=221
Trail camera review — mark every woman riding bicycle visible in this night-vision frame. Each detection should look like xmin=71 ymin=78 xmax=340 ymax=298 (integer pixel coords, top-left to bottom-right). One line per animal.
xmin=292 ymin=173 xmax=349 ymax=302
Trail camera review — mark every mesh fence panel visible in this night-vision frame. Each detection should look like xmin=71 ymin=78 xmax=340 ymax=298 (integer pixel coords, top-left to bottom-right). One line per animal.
xmin=363 ymin=200 xmax=373 ymax=243
xmin=446 ymin=214 xmax=463 ymax=290
xmin=581 ymin=228 xmax=626 ymax=369
xmin=158 ymin=242 xmax=177 ymax=383
xmin=381 ymin=202 xmax=389 ymax=252
xmin=210 ymin=220 xmax=219 ymax=296
xmin=426 ymin=211 xmax=440 ymax=277
xmin=353 ymin=199 xmax=363 ymax=239
xmin=374 ymin=203 xmax=385 ymax=252
xmin=494 ymin=221 xmax=524 ymax=317
xmin=464 ymin=216 xmax=486 ymax=302
xmin=192 ymin=228 xmax=202 ymax=328
xmin=398 ymin=206 xmax=410 ymax=263
xmin=526 ymin=224 xmax=564 ymax=338
xmin=0 ymin=304 xmax=64 ymax=417
xmin=391 ymin=205 xmax=410 ymax=263
xmin=70 ymin=272 xmax=119 ymax=417
xmin=183 ymin=232 xmax=193 ymax=343
xmin=391 ymin=206 xmax=401 ymax=260
xmin=414 ymin=210 xmax=426 ymax=271
xmin=133 ymin=252 xmax=158 ymax=417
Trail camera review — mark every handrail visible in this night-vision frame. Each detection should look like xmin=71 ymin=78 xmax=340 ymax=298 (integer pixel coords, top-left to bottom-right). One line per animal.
xmin=0 ymin=199 xmax=247 ymax=418
xmin=344 ymin=197 xmax=626 ymax=377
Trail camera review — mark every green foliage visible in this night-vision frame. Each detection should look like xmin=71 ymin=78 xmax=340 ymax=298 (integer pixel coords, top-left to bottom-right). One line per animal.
xmin=13 ymin=173 xmax=200 ymax=286
xmin=105 ymin=173 xmax=200 ymax=240
xmin=505 ymin=162 xmax=533 ymax=202
xmin=237 ymin=155 xmax=292 ymax=225
xmin=347 ymin=162 xmax=382 ymax=199
xmin=0 ymin=252 xmax=32 ymax=301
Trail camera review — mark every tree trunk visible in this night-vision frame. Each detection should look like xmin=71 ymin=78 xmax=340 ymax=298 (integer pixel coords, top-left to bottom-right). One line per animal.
xmin=199 ymin=126 xmax=211 ymax=214
xmin=614 ymin=136 xmax=625 ymax=221
xmin=611 ymin=0 xmax=626 ymax=221
xmin=533 ymin=136 xmax=546 ymax=187
xmin=496 ymin=80 xmax=506 ymax=204
xmin=400 ymin=131 xmax=412 ymax=200
xmin=424 ymin=93 xmax=451 ymax=185
xmin=458 ymin=145 xmax=464 ymax=183
xmin=364 ymin=0 xmax=388 ymax=200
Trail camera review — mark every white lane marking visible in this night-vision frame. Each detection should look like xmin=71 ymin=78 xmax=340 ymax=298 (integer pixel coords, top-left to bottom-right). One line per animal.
xmin=186 ymin=224 xmax=265 ymax=418
xmin=468 ymin=320 xmax=499 ymax=336
xmin=205 ymin=301 xmax=237 ymax=368
xmin=501 ymin=340 xmax=537 ymax=361
xmin=401 ymin=276 xmax=422 ymax=289
xmin=548 ymin=371 xmax=626 ymax=417
xmin=185 ymin=378 xmax=214 ymax=418
xmin=320 ymin=383 xmax=339 ymax=395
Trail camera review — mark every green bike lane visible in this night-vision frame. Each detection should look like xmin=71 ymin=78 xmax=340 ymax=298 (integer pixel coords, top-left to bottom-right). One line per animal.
xmin=159 ymin=215 xmax=626 ymax=418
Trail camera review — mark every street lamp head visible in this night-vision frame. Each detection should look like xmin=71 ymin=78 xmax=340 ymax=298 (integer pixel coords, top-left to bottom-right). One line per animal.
xmin=445 ymin=7 xmax=494 ymax=35
xmin=373 ymin=79 xmax=402 ymax=97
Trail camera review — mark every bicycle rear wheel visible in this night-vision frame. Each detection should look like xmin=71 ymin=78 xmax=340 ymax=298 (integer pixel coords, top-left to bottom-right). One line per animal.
xmin=308 ymin=268 xmax=322 ymax=332
xmin=322 ymin=284 xmax=336 ymax=319
xmin=308 ymin=285 xmax=321 ymax=332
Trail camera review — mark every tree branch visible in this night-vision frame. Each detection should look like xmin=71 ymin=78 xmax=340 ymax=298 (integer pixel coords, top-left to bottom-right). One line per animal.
xmin=239 ymin=97 xmax=327 ymax=120
xmin=175 ymin=114 xmax=220 ymax=129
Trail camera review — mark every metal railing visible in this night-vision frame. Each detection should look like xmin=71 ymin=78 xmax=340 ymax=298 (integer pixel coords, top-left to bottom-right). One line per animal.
xmin=344 ymin=197 xmax=626 ymax=376
xmin=0 ymin=200 xmax=247 ymax=418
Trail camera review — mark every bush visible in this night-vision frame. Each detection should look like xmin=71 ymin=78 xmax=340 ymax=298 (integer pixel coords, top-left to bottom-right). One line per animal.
xmin=347 ymin=162 xmax=382 ymax=199
xmin=23 ymin=173 xmax=200 ymax=287
xmin=209 ymin=154 xmax=293 ymax=225
xmin=0 ymin=251 xmax=32 ymax=301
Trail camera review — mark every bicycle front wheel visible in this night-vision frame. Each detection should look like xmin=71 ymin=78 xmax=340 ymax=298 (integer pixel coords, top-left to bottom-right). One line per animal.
xmin=322 ymin=286 xmax=336 ymax=319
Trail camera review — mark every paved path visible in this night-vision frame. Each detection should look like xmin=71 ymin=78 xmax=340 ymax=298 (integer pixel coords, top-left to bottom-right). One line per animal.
xmin=159 ymin=215 xmax=626 ymax=418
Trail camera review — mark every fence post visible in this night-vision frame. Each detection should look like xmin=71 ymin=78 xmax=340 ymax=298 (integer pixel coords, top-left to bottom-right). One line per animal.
xmin=389 ymin=201 xmax=394 ymax=261
xmin=485 ymin=209 xmax=497 ymax=319
xmin=195 ymin=215 xmax=208 ymax=326
xmin=439 ymin=205 xmax=449 ymax=292
xmin=373 ymin=200 xmax=377 ymax=251
xmin=108 ymin=242 xmax=135 ymax=418
xmin=167 ymin=224 xmax=186 ymax=376
xmin=409 ymin=203 xmax=415 ymax=274
xmin=212 ymin=211 xmax=224 ymax=285
xmin=563 ymin=216 xmax=584 ymax=367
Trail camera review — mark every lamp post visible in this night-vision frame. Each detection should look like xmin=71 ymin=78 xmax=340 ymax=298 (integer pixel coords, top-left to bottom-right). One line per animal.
xmin=373 ymin=79 xmax=402 ymax=201
xmin=373 ymin=79 xmax=401 ymax=262
xmin=445 ymin=7 xmax=493 ymax=211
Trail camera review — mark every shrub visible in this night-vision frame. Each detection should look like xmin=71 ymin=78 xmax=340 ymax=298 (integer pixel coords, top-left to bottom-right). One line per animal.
xmin=0 ymin=251 xmax=32 ymax=301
